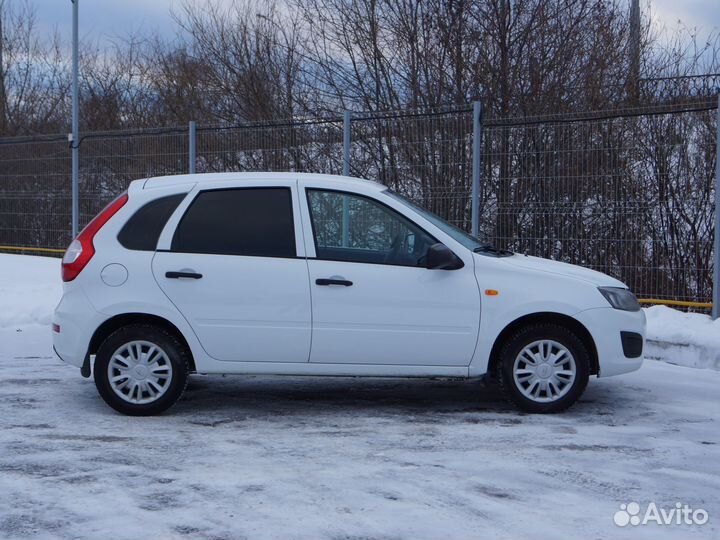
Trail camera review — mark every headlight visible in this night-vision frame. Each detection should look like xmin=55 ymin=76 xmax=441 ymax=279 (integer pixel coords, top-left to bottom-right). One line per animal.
xmin=598 ymin=287 xmax=641 ymax=311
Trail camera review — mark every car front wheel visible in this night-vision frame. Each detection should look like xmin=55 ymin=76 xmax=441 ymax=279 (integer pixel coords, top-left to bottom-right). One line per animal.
xmin=497 ymin=323 xmax=590 ymax=413
xmin=94 ymin=324 xmax=190 ymax=416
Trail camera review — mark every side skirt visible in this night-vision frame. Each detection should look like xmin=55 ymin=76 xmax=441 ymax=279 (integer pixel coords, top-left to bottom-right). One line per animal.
xmin=194 ymin=360 xmax=471 ymax=378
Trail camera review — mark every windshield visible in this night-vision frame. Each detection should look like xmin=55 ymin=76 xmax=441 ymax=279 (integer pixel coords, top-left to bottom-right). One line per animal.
xmin=384 ymin=189 xmax=487 ymax=251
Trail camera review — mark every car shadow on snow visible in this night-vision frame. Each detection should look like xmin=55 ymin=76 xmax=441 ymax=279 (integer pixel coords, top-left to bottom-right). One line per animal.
xmin=156 ymin=374 xmax=637 ymax=422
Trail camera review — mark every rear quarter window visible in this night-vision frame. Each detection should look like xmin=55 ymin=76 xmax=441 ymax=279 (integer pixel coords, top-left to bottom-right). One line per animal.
xmin=117 ymin=193 xmax=185 ymax=251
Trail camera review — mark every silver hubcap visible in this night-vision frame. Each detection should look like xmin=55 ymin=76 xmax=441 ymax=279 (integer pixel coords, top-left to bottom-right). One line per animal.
xmin=513 ymin=339 xmax=576 ymax=403
xmin=107 ymin=340 xmax=173 ymax=404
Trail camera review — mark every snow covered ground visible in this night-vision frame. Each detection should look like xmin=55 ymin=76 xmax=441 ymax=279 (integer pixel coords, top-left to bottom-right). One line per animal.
xmin=0 ymin=254 xmax=719 ymax=539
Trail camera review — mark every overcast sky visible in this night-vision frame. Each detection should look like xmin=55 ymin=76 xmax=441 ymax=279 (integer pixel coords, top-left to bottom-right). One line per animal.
xmin=31 ymin=0 xmax=720 ymax=50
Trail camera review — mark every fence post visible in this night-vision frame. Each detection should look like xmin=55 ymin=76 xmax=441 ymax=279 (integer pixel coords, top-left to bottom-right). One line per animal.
xmin=188 ymin=121 xmax=196 ymax=174
xmin=713 ymin=95 xmax=720 ymax=319
xmin=70 ymin=0 xmax=79 ymax=239
xmin=342 ymin=111 xmax=351 ymax=246
xmin=471 ymin=101 xmax=482 ymax=237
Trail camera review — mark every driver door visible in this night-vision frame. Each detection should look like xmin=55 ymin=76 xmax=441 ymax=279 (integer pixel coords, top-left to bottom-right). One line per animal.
xmin=302 ymin=187 xmax=481 ymax=366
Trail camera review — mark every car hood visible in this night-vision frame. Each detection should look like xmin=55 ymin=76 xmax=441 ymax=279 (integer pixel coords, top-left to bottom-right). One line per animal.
xmin=493 ymin=253 xmax=627 ymax=288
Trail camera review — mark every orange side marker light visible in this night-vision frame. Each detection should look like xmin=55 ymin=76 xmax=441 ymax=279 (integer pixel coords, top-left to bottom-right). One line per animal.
xmin=485 ymin=289 xmax=499 ymax=296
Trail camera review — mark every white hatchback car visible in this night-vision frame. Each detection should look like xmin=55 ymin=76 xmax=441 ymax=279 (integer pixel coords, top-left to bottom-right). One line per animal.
xmin=53 ymin=173 xmax=645 ymax=415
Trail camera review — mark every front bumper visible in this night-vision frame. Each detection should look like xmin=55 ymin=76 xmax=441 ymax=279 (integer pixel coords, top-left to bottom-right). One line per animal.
xmin=574 ymin=307 xmax=646 ymax=377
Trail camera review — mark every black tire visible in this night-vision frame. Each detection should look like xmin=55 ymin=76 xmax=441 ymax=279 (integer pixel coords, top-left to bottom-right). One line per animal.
xmin=496 ymin=323 xmax=590 ymax=413
xmin=93 ymin=324 xmax=190 ymax=416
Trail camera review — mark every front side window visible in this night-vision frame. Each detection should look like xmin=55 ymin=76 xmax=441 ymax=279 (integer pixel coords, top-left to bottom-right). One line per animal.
xmin=172 ymin=188 xmax=296 ymax=257
xmin=307 ymin=189 xmax=435 ymax=266
xmin=384 ymin=189 xmax=486 ymax=251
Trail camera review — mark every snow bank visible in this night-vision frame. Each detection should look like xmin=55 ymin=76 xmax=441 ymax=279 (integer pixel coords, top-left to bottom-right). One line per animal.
xmin=0 ymin=254 xmax=62 ymax=328
xmin=644 ymin=305 xmax=720 ymax=370
xmin=645 ymin=305 xmax=720 ymax=348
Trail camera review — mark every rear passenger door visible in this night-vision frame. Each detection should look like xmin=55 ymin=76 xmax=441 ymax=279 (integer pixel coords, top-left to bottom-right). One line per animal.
xmin=152 ymin=182 xmax=312 ymax=363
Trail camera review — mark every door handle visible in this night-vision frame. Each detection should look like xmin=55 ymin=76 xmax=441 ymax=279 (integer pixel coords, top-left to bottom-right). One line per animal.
xmin=166 ymin=271 xmax=203 ymax=279
xmin=316 ymin=278 xmax=353 ymax=287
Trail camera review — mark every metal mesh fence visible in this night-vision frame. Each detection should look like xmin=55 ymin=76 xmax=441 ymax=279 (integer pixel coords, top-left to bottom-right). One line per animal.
xmin=79 ymin=129 xmax=189 ymax=227
xmin=196 ymin=119 xmax=344 ymax=175
xmin=482 ymin=104 xmax=717 ymax=302
xmin=350 ymin=108 xmax=473 ymax=229
xmin=0 ymin=135 xmax=70 ymax=249
xmin=0 ymin=101 xmax=716 ymax=304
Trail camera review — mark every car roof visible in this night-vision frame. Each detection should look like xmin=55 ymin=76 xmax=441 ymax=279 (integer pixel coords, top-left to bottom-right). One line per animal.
xmin=140 ymin=172 xmax=384 ymax=192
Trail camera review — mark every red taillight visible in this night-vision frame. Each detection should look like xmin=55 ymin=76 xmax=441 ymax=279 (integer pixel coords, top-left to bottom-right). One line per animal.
xmin=62 ymin=193 xmax=128 ymax=282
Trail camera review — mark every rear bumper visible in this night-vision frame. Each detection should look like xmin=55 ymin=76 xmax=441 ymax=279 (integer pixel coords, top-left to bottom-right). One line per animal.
xmin=52 ymin=287 xmax=99 ymax=369
xmin=574 ymin=307 xmax=646 ymax=377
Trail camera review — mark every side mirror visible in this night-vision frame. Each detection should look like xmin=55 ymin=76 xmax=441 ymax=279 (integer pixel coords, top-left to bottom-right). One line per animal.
xmin=426 ymin=242 xmax=464 ymax=270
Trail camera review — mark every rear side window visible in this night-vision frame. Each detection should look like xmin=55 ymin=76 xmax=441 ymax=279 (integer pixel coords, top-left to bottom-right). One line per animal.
xmin=171 ymin=188 xmax=296 ymax=257
xmin=118 ymin=193 xmax=185 ymax=251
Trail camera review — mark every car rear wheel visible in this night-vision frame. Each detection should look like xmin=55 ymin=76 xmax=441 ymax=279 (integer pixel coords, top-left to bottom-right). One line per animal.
xmin=94 ymin=324 xmax=189 ymax=416
xmin=497 ymin=323 xmax=590 ymax=413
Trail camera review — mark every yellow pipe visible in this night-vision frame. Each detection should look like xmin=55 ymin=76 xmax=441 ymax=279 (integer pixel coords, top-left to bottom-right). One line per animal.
xmin=638 ymin=298 xmax=712 ymax=309
xmin=0 ymin=245 xmax=65 ymax=254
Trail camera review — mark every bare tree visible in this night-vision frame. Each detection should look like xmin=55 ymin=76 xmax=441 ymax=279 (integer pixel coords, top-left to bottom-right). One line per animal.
xmin=152 ymin=0 xmax=308 ymax=124
xmin=80 ymin=34 xmax=158 ymax=130
xmin=0 ymin=0 xmax=69 ymax=136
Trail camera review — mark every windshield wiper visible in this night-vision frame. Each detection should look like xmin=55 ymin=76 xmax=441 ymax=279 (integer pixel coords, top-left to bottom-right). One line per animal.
xmin=473 ymin=243 xmax=493 ymax=252
xmin=473 ymin=244 xmax=514 ymax=257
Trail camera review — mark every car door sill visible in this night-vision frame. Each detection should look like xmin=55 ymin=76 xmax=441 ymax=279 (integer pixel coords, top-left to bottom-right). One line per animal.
xmin=194 ymin=360 xmax=471 ymax=378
